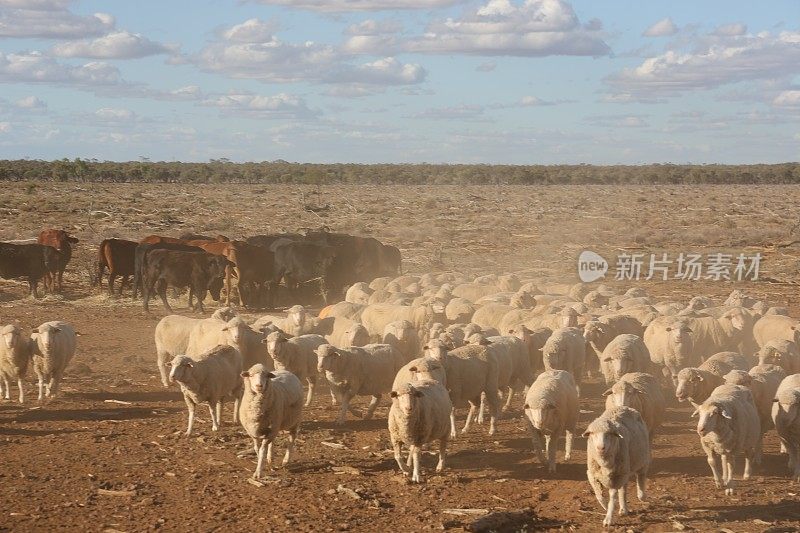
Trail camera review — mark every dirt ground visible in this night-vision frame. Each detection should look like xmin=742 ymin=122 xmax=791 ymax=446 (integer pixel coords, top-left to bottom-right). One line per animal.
xmin=1 ymin=183 xmax=800 ymax=532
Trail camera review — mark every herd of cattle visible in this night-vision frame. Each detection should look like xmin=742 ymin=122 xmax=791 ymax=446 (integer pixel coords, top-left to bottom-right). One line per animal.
xmin=4 ymin=229 xmax=800 ymax=527
xmin=0 ymin=229 xmax=402 ymax=309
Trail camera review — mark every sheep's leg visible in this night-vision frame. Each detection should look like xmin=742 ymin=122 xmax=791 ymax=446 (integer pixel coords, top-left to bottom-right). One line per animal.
xmin=707 ymin=451 xmax=723 ymax=488
xmin=254 ymin=438 xmax=267 ymax=479
xmin=157 ymin=352 xmax=170 ymax=388
xmin=546 ymin=434 xmax=557 ymax=473
xmin=436 ymin=438 xmax=447 ymax=473
xmin=337 ymin=393 xmax=357 ymax=425
xmin=450 ymin=408 xmax=457 ymax=439
xmin=792 ymin=447 xmax=800 ymax=482
xmin=283 ymin=426 xmax=298 ymax=467
xmin=618 ymin=484 xmax=628 ymax=516
xmin=588 ymin=471 xmax=606 ymax=510
xmin=215 ymin=401 xmax=223 ymax=429
xmin=754 ymin=437 xmax=763 ymax=467
xmin=1 ymin=378 xmax=9 ymax=400
xmin=185 ymin=398 xmax=196 ymax=436
xmin=266 ymin=440 xmax=274 ymax=467
xmin=531 ymin=427 xmax=546 ymax=464
xmin=603 ymin=489 xmax=617 ymax=527
xmin=743 ymin=451 xmax=753 ymax=480
xmin=393 ymin=439 xmax=410 ymax=475
xmin=723 ymin=454 xmax=736 ymax=495
xmin=17 ymin=378 xmax=24 ymax=404
xmin=252 ymin=437 xmax=260 ymax=456
xmin=232 ymin=396 xmax=240 ymax=424
xmin=208 ymin=403 xmax=219 ymax=431
xmin=329 ymin=389 xmax=338 ymax=406
xmin=364 ymin=395 xmax=380 ymax=420
xmin=304 ymin=378 xmax=314 ymax=407
xmin=477 ymin=393 xmax=485 ymax=424
xmin=565 ymin=429 xmax=574 ymax=461
xmin=461 ymin=403 xmax=476 ymax=434
xmin=487 ymin=396 xmax=498 ymax=436
xmin=37 ymin=375 xmax=44 ymax=401
xmin=502 ymin=386 xmax=514 ymax=412
xmin=47 ymin=376 xmax=58 ymax=398
xmin=411 ymin=445 xmax=422 ymax=483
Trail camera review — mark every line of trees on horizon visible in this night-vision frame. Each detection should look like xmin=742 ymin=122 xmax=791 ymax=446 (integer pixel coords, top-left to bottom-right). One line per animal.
xmin=0 ymin=158 xmax=798 ymax=185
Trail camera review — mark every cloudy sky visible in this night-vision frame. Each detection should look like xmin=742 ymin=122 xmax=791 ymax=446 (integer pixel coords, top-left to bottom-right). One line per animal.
xmin=0 ymin=0 xmax=797 ymax=163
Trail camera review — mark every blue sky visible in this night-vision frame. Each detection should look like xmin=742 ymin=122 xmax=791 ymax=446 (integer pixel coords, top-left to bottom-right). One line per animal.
xmin=0 ymin=0 xmax=797 ymax=164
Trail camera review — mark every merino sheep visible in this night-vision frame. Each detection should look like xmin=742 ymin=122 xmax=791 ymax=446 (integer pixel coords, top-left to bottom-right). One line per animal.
xmin=0 ymin=324 xmax=31 ymax=403
xmin=168 ymin=344 xmax=243 ymax=436
xmin=316 ymin=343 xmax=405 ymax=424
xmin=772 ymin=374 xmax=800 ymax=482
xmin=471 ymin=303 xmax=515 ymax=331
xmin=675 ymin=351 xmax=753 ymax=404
xmin=600 ymin=334 xmax=651 ymax=385
xmin=510 ymin=325 xmax=551 ymax=373
xmin=265 ymin=331 xmax=326 ymax=406
xmin=325 ymin=317 xmax=370 ymax=348
xmin=239 ymin=366 xmax=304 ymax=478
xmin=345 ymin=282 xmax=373 ymax=305
xmin=452 ymin=283 xmax=502 ymax=303
xmin=644 ymin=318 xmax=697 ymax=386
xmin=445 ymin=297 xmax=475 ymax=324
xmin=693 ymin=384 xmax=760 ymax=495
xmin=441 ymin=343 xmax=500 ymax=437
xmin=361 ymin=301 xmax=446 ymax=343
xmin=724 ymin=364 xmax=787 ymax=464
xmin=319 ymin=301 xmax=366 ymax=321
xmin=523 ymin=370 xmax=579 ymax=473
xmin=584 ymin=315 xmax=645 ymax=364
xmin=684 ymin=309 xmax=751 ymax=360
xmin=382 ymin=320 xmax=421 ymax=362
xmin=392 ymin=356 xmax=447 ymax=392
xmin=184 ymin=316 xmax=272 ymax=373
xmin=603 ymin=372 xmax=665 ymax=439
xmin=471 ymin=333 xmax=533 ymax=412
xmin=584 ymin=406 xmax=651 ymax=527
xmin=758 ymin=339 xmax=800 ymax=374
xmin=253 ymin=305 xmax=315 ymax=337
xmin=542 ymin=327 xmax=586 ymax=396
xmin=389 ymin=380 xmax=452 ymax=483
xmin=30 ymin=321 xmax=77 ymax=401
xmin=753 ymin=314 xmax=800 ymax=347
xmin=154 ymin=308 xmax=238 ymax=387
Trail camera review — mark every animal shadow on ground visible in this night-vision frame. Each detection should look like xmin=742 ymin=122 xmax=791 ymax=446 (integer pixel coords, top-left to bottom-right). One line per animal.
xmin=0 ymin=426 xmax=86 ymax=437
xmin=14 ymin=406 xmax=177 ymax=423
xmin=71 ymin=390 xmax=183 ymax=403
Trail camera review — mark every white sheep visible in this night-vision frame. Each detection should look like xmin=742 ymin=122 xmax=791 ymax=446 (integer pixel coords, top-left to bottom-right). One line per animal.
xmin=382 ymin=320 xmax=421 ymax=362
xmin=600 ymin=334 xmax=651 ymax=385
xmin=758 ymin=339 xmax=800 ymax=374
xmin=325 ymin=317 xmax=370 ymax=348
xmin=644 ymin=318 xmax=696 ymax=386
xmin=265 ymin=331 xmax=326 ymax=407
xmin=30 ymin=321 xmax=77 ymax=401
xmin=316 ymin=343 xmax=405 ymax=425
xmin=389 ymin=379 xmax=452 ymax=483
xmin=392 ymin=353 xmax=447 ymax=391
xmin=345 ymin=282 xmax=373 ymax=305
xmin=542 ymin=327 xmax=586 ymax=396
xmin=584 ymin=406 xmax=651 ymax=527
xmin=445 ymin=297 xmax=475 ymax=324
xmin=584 ymin=315 xmax=644 ymax=365
xmin=603 ymin=372 xmax=665 ymax=440
xmin=440 ymin=343 xmax=500 ymax=437
xmin=360 ymin=301 xmax=446 ymax=343
xmin=239 ymin=365 xmax=304 ymax=479
xmin=0 ymin=324 xmax=31 ymax=403
xmin=675 ymin=351 xmax=753 ymax=404
xmin=184 ymin=316 xmax=272 ymax=372
xmin=523 ymin=370 xmax=579 ymax=473
xmin=320 ymin=301 xmax=366 ymax=321
xmin=772 ymin=373 xmax=800 ymax=482
xmin=753 ymin=314 xmax=800 ymax=347
xmin=167 ymin=344 xmax=243 ymax=436
xmin=693 ymin=383 xmax=760 ymax=495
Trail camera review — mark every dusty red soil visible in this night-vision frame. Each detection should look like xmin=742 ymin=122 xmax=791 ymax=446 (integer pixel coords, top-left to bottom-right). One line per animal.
xmin=1 ymin=184 xmax=800 ymax=532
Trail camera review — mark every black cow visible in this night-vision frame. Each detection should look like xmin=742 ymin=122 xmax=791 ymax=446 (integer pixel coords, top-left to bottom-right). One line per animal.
xmin=273 ymin=241 xmax=339 ymax=305
xmin=142 ymin=249 xmax=230 ymax=313
xmin=0 ymin=242 xmax=60 ymax=298
xmin=133 ymin=242 xmax=206 ymax=298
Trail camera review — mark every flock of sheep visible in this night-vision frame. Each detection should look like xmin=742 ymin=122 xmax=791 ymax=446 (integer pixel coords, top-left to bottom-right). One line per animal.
xmin=3 ymin=271 xmax=800 ymax=527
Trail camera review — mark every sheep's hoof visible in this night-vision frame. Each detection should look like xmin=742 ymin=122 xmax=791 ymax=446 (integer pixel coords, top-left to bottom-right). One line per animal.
xmin=724 ymin=488 xmax=734 ymax=496
xmin=618 ymin=508 xmax=628 ymax=516
xmin=602 ymin=518 xmax=612 ymax=527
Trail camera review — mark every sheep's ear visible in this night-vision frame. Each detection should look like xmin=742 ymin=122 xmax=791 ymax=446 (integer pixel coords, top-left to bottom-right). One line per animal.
xmin=773 ymin=398 xmax=780 ymax=402
xmin=614 ymin=432 xmax=624 ymax=439
xmin=602 ymin=357 xmax=611 ymax=362
xmin=184 ymin=361 xmax=193 ymax=368
xmin=409 ymin=366 xmax=418 ymax=372
xmin=240 ymin=371 xmax=250 ymax=377
xmin=523 ymin=403 xmax=530 ymax=409
xmin=279 ymin=336 xmax=288 ymax=343
xmin=582 ymin=430 xmax=592 ymax=438
xmin=53 ymin=327 xmax=61 ymax=332
xmin=266 ymin=372 xmax=275 ymax=379
xmin=165 ymin=362 xmax=173 ymax=367
xmin=508 ymin=329 xmax=516 ymax=334
xmin=422 ymin=345 xmax=429 ymax=350
xmin=221 ymin=326 xmax=229 ymax=332
xmin=685 ymin=328 xmax=693 ymax=333
xmin=601 ymin=388 xmax=612 ymax=396
xmin=390 ymin=391 xmax=399 ymax=398
xmin=721 ymin=409 xmax=732 ymax=419
xmin=665 ymin=327 xmax=672 ymax=332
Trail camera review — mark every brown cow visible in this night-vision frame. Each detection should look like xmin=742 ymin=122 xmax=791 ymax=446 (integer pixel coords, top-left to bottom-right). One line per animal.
xmin=37 ymin=229 xmax=79 ymax=293
xmin=139 ymin=235 xmax=186 ymax=245
xmin=142 ymin=249 xmax=230 ymax=313
xmin=188 ymin=240 xmax=274 ymax=308
xmin=97 ymin=238 xmax=137 ymax=296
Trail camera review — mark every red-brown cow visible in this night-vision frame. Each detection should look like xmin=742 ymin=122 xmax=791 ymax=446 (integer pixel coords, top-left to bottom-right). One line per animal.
xmin=97 ymin=238 xmax=137 ymax=296
xmin=37 ymin=229 xmax=79 ymax=293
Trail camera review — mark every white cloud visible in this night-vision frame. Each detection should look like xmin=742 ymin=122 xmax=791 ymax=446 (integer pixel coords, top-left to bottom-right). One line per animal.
xmin=713 ymin=23 xmax=747 ymax=37
xmin=53 ymin=31 xmax=173 ymax=59
xmin=642 ymin=17 xmax=677 ymax=37
xmin=345 ymin=19 xmax=402 ymax=36
xmin=0 ymin=2 xmax=114 ymax=39
xmin=202 ymin=92 xmax=318 ymax=119
xmin=0 ymin=121 xmax=10 ymax=133
xmin=344 ymin=0 xmax=610 ymax=57
xmin=222 ymin=18 xmax=278 ymax=43
xmin=328 ymin=57 xmax=426 ymax=85
xmin=15 ymin=95 xmax=46 ymax=109
xmin=606 ymin=30 xmax=800 ymax=99
xmin=0 ymin=51 xmax=121 ymax=85
xmin=94 ymin=107 xmax=135 ymax=121
xmin=411 ymin=104 xmax=487 ymax=120
xmin=251 ymin=0 xmax=463 ymax=12
xmin=585 ymin=114 xmax=649 ymax=128
xmin=773 ymin=90 xmax=800 ymax=107
xmin=476 ymin=61 xmax=496 ymax=72
xmin=489 ymin=95 xmax=571 ymax=108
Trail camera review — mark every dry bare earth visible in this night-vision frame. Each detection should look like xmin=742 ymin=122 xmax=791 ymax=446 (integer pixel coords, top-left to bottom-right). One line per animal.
xmin=1 ymin=183 xmax=800 ymax=531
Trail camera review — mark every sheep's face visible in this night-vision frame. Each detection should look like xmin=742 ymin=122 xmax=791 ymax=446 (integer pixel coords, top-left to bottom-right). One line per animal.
xmin=759 ymin=346 xmax=781 ymax=366
xmin=512 ymin=292 xmax=536 ymax=309
xmin=213 ymin=307 xmax=237 ymax=322
xmin=609 ymin=355 xmax=632 ymax=378
xmin=773 ymin=400 xmax=800 ymax=427
xmin=390 ymin=386 xmax=422 ymax=416
xmin=316 ymin=345 xmax=340 ymax=373
xmin=722 ymin=310 xmax=746 ymax=331
xmin=666 ymin=323 xmax=692 ymax=347
xmin=605 ymin=382 xmax=640 ymax=410
xmin=222 ymin=319 xmax=248 ymax=345
xmin=424 ymin=340 xmax=449 ymax=361
xmin=544 ymin=343 xmax=566 ymax=368
xmin=1 ymin=325 xmax=21 ymax=349
xmin=524 ymin=402 xmax=558 ymax=432
xmin=583 ymin=322 xmax=606 ymax=346
xmin=266 ymin=333 xmax=288 ymax=361
xmin=36 ymin=325 xmax=61 ymax=352
xmin=409 ymin=360 xmax=442 ymax=382
xmin=723 ymin=370 xmax=750 ymax=387
xmin=560 ymin=312 xmax=578 ymax=328
xmin=287 ymin=307 xmax=306 ymax=328
xmin=675 ymin=369 xmax=701 ymax=402
xmin=168 ymin=356 xmax=194 ymax=384
xmin=241 ymin=366 xmax=273 ymax=394
xmin=345 ymin=325 xmax=369 ymax=347
xmin=688 ymin=297 xmax=708 ymax=310
xmin=695 ymin=404 xmax=730 ymax=436
xmin=584 ymin=430 xmax=621 ymax=461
